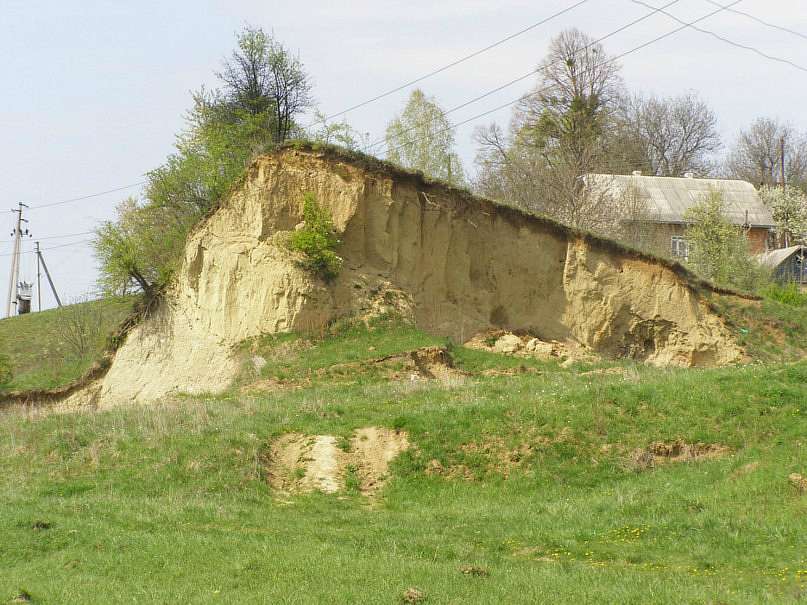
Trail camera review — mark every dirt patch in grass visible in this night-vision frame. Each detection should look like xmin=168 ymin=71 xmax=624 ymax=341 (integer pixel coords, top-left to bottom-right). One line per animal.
xmin=266 ymin=427 xmax=410 ymax=496
xmin=241 ymin=346 xmax=466 ymax=393
xmin=459 ymin=565 xmax=490 ymax=577
xmin=630 ymin=440 xmax=730 ymax=470
xmin=409 ymin=347 xmax=466 ymax=382
xmin=789 ymin=473 xmax=807 ymax=493
xmin=425 ymin=458 xmax=475 ymax=481
xmin=480 ymin=366 xmax=543 ymax=378
xmin=401 ymin=587 xmax=426 ymax=603
xmin=349 ymin=427 xmax=411 ymax=494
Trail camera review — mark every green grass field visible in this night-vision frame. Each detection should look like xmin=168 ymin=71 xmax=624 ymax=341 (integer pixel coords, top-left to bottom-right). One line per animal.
xmin=1 ymin=313 xmax=806 ymax=604
xmin=0 ymin=297 xmax=134 ymax=392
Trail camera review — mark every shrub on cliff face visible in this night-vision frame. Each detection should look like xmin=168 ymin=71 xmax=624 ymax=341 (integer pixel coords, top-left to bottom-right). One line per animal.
xmin=288 ymin=193 xmax=343 ymax=280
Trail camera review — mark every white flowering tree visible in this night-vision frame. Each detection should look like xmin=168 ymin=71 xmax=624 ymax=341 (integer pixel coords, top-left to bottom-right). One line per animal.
xmin=759 ymin=185 xmax=807 ymax=247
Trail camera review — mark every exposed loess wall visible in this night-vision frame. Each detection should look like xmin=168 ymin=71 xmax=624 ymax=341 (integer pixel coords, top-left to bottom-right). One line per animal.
xmin=97 ymin=148 xmax=742 ymax=405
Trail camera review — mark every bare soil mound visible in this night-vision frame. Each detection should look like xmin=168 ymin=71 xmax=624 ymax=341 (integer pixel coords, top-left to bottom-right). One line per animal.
xmin=266 ymin=427 xmax=409 ymax=496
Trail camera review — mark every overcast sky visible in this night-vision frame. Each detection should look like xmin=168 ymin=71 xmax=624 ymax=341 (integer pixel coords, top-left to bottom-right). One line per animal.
xmin=1 ymin=0 xmax=805 ymax=312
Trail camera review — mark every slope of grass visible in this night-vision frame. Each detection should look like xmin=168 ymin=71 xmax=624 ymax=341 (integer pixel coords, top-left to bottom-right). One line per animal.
xmin=712 ymin=292 xmax=807 ymax=362
xmin=0 ymin=296 xmax=135 ymax=392
xmin=1 ymin=319 xmax=806 ymax=604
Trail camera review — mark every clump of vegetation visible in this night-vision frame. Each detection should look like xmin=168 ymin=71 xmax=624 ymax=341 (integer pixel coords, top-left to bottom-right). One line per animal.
xmin=684 ymin=189 xmax=769 ymax=292
xmin=288 ymin=193 xmax=343 ymax=280
xmin=0 ymin=354 xmax=12 ymax=388
xmin=95 ymin=26 xmax=313 ymax=297
xmin=762 ymin=282 xmax=807 ymax=307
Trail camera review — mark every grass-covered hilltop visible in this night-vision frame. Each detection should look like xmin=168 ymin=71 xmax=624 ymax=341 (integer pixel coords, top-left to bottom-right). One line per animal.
xmin=1 ymin=294 xmax=806 ymax=604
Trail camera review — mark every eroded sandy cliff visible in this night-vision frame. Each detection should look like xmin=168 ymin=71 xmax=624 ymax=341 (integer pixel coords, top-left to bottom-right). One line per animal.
xmin=96 ymin=146 xmax=742 ymax=405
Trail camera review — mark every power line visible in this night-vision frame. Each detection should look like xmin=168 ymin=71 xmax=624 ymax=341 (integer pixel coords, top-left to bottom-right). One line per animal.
xmin=0 ymin=239 xmax=94 ymax=258
xmin=381 ymin=0 xmax=741 ymax=159
xmin=301 ymin=0 xmax=592 ymax=132
xmin=34 ymin=230 xmax=95 ymax=241
xmin=8 ymin=3 xmax=587 ymax=218
xmin=632 ymin=0 xmax=807 ymax=73
xmin=703 ymin=0 xmax=807 ymax=42
xmin=368 ymin=0 xmax=685 ymax=154
xmin=27 ymin=181 xmax=146 ymax=211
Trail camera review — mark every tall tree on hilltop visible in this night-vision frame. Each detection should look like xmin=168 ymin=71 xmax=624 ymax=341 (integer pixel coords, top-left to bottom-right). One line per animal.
xmin=95 ymin=26 xmax=313 ymax=296
xmin=217 ymin=26 xmax=313 ymax=142
xmin=475 ymin=29 xmax=625 ymax=230
xmin=516 ymin=28 xmax=622 ymax=166
xmin=385 ymin=89 xmax=464 ymax=184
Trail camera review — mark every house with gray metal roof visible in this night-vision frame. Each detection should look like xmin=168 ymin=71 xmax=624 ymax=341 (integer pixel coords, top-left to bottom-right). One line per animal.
xmin=585 ymin=172 xmax=776 ymax=259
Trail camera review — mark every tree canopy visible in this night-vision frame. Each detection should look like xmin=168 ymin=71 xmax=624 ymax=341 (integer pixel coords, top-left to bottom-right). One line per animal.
xmin=95 ymin=26 xmax=313 ymax=296
xmin=385 ymin=89 xmax=464 ymax=184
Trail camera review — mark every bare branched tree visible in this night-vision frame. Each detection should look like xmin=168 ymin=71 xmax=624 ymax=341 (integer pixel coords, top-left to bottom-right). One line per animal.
xmin=615 ymin=93 xmax=721 ymax=176
xmin=218 ymin=26 xmax=313 ymax=142
xmin=60 ymin=297 xmax=105 ymax=360
xmin=724 ymin=118 xmax=807 ymax=189
xmin=516 ymin=29 xmax=623 ymax=165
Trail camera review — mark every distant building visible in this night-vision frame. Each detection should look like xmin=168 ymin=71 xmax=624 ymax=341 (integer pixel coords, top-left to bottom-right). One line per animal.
xmin=756 ymin=245 xmax=806 ymax=285
xmin=585 ymin=172 xmax=776 ymax=259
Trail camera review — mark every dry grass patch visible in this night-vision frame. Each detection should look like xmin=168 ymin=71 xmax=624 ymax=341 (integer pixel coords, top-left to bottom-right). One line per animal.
xmin=630 ymin=440 xmax=730 ymax=471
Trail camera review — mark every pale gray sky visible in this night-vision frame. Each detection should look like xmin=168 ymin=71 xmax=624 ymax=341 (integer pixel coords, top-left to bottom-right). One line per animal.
xmin=1 ymin=0 xmax=805 ymax=311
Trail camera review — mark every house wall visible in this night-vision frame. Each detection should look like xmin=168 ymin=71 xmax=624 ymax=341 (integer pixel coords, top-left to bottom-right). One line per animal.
xmin=637 ymin=223 xmax=771 ymax=259
xmin=746 ymin=228 xmax=770 ymax=254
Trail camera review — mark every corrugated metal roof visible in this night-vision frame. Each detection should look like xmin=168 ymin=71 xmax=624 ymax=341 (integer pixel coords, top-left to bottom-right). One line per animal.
xmin=587 ymin=174 xmax=775 ymax=228
xmin=756 ymin=245 xmax=806 ymax=269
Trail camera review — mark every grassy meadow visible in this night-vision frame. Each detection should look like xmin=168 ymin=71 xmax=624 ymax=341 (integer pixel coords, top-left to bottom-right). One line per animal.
xmin=1 ymin=310 xmax=806 ymax=603
xmin=0 ymin=296 xmax=134 ymax=392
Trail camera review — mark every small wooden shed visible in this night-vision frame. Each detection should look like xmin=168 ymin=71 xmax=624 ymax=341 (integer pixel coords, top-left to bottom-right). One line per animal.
xmin=757 ymin=245 xmax=806 ymax=284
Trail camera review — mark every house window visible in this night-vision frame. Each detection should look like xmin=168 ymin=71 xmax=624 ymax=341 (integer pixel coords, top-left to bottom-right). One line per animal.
xmin=671 ymin=236 xmax=689 ymax=259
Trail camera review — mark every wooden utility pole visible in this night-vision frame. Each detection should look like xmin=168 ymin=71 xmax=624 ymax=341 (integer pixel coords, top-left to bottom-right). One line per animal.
xmin=780 ymin=135 xmax=786 ymax=190
xmin=35 ymin=244 xmax=62 ymax=308
xmin=5 ymin=202 xmax=29 ymax=318
xmin=35 ymin=241 xmax=42 ymax=312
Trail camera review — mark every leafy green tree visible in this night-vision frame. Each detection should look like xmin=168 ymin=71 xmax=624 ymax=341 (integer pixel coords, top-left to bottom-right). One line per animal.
xmin=95 ymin=26 xmax=312 ymax=296
xmin=684 ymin=190 xmax=767 ymax=291
xmin=759 ymin=185 xmax=807 ymax=247
xmin=95 ymin=198 xmax=188 ymax=296
xmin=310 ymin=111 xmax=368 ymax=151
xmin=218 ymin=26 xmax=313 ymax=142
xmin=385 ymin=89 xmax=464 ymax=184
